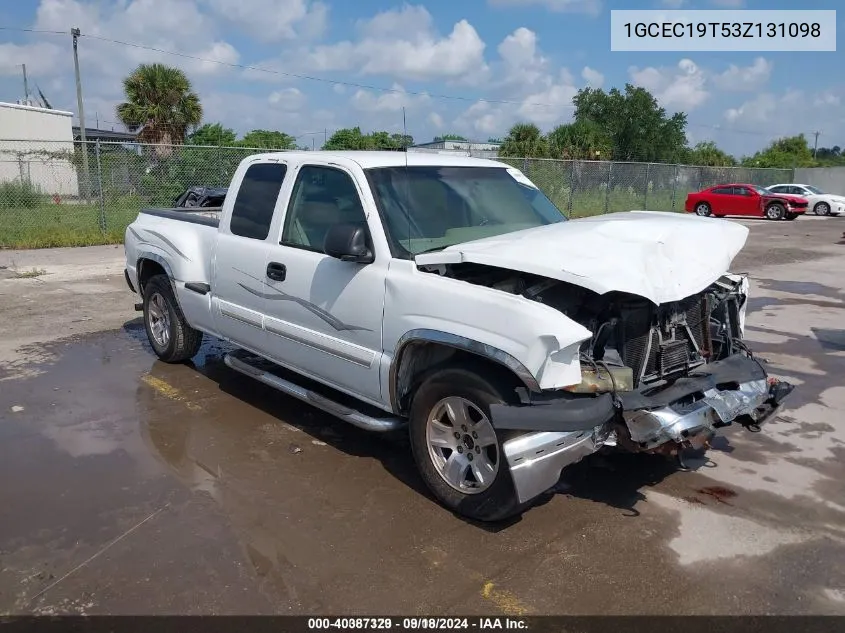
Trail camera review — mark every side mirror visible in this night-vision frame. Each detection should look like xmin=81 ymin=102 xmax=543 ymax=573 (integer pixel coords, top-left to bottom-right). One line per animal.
xmin=323 ymin=223 xmax=374 ymax=264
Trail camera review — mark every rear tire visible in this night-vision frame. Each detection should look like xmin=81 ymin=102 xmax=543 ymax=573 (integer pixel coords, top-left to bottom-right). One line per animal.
xmin=765 ymin=202 xmax=785 ymax=220
xmin=408 ymin=367 xmax=522 ymax=522
xmin=143 ymin=274 xmax=203 ymax=363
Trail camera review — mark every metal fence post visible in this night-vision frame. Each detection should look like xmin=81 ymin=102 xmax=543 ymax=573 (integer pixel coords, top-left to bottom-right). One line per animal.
xmin=643 ymin=163 xmax=650 ymax=210
xmin=568 ymin=160 xmax=576 ymax=216
xmin=671 ymin=164 xmax=679 ymax=211
xmin=604 ymin=161 xmax=612 ymax=214
xmin=95 ymin=139 xmax=106 ymax=233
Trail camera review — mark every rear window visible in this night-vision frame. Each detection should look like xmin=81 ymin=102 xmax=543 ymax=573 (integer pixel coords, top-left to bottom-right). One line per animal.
xmin=230 ymin=162 xmax=287 ymax=240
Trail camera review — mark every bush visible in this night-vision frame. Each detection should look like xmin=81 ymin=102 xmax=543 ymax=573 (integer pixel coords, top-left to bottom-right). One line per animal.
xmin=0 ymin=181 xmax=47 ymax=209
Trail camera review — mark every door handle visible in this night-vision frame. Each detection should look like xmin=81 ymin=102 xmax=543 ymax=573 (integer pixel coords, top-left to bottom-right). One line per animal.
xmin=266 ymin=262 xmax=286 ymax=282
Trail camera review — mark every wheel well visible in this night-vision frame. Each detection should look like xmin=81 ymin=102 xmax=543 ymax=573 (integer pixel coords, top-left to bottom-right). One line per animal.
xmin=392 ymin=341 xmax=527 ymax=415
xmin=137 ymin=259 xmax=167 ymax=295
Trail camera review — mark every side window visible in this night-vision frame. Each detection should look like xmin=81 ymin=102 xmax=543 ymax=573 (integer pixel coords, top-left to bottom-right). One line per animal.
xmin=282 ymin=165 xmax=368 ymax=253
xmin=733 ymin=186 xmax=751 ymax=196
xmin=230 ymin=162 xmax=287 ymax=240
xmin=712 ymin=187 xmax=732 ymax=195
xmin=791 ymin=186 xmax=805 ymax=195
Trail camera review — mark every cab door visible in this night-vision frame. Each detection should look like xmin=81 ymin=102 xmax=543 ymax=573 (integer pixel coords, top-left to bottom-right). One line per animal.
xmin=261 ymin=162 xmax=388 ymax=404
xmin=211 ymin=159 xmax=288 ymax=352
xmin=731 ymin=186 xmax=759 ymax=216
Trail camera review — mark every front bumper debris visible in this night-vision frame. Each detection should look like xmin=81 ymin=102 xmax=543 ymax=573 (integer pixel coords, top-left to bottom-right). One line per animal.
xmin=491 ymin=353 xmax=794 ymax=505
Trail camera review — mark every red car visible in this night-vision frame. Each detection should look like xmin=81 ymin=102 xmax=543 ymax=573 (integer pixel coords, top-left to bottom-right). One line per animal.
xmin=685 ymin=183 xmax=808 ymax=221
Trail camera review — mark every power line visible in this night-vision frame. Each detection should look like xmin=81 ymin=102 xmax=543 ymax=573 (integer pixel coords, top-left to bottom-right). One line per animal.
xmin=81 ymin=33 xmax=567 ymax=109
xmin=0 ymin=26 xmax=67 ymax=34
xmin=0 ymin=25 xmax=830 ymax=143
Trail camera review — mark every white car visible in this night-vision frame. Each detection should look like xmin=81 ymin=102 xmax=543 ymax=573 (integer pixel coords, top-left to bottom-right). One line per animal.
xmin=123 ymin=151 xmax=794 ymax=521
xmin=766 ymin=183 xmax=845 ymax=216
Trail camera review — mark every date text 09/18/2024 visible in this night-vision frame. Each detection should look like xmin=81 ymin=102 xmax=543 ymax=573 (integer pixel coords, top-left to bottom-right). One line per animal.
xmin=306 ymin=618 xmax=527 ymax=630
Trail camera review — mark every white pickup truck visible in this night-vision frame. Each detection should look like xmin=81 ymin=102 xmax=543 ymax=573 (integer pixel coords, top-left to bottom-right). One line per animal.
xmin=124 ymin=151 xmax=793 ymax=521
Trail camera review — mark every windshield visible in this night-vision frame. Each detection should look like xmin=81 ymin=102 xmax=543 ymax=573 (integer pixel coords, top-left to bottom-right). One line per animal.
xmin=805 ymin=185 xmax=824 ymax=195
xmin=365 ymin=166 xmax=566 ymax=257
xmin=753 ymin=186 xmax=770 ymax=195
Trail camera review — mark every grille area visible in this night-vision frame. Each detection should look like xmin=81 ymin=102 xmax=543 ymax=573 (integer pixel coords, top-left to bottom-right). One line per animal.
xmin=619 ymin=293 xmax=711 ymax=387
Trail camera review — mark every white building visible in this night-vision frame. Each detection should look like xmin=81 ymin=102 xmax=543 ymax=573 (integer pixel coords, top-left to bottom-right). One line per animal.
xmin=409 ymin=139 xmax=501 ymax=159
xmin=0 ymin=101 xmax=81 ymax=197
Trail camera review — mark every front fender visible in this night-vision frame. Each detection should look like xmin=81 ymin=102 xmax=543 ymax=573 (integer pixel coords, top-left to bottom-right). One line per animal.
xmin=382 ymin=261 xmax=593 ymax=406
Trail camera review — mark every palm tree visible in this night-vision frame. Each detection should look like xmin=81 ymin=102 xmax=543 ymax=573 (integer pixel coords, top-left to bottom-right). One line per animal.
xmin=499 ymin=123 xmax=549 ymax=158
xmin=117 ymin=63 xmax=202 ymax=155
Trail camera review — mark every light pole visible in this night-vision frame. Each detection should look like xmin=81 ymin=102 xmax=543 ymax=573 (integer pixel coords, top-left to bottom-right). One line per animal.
xmin=72 ymin=27 xmax=91 ymax=201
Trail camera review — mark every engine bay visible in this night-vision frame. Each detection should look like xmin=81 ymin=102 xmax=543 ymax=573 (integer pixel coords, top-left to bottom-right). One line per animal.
xmin=425 ymin=262 xmax=747 ymax=388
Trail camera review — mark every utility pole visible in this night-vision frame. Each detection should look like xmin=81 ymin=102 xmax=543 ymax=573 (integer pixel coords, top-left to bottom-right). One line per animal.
xmin=72 ymin=27 xmax=90 ymax=201
xmin=21 ymin=64 xmax=29 ymax=104
xmin=813 ymin=131 xmax=820 ymax=159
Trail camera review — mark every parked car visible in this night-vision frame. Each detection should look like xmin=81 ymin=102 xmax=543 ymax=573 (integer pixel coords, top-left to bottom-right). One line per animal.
xmin=124 ymin=152 xmax=794 ymax=522
xmin=766 ymin=183 xmax=845 ymax=216
xmin=685 ymin=183 xmax=808 ymax=220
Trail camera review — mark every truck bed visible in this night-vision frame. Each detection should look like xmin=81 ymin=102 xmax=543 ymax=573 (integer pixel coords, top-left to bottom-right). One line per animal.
xmin=140 ymin=207 xmax=221 ymax=228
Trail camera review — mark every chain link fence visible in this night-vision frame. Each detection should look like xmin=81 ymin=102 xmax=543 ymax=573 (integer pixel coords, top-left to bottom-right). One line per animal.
xmin=0 ymin=139 xmax=794 ymax=248
xmin=497 ymin=157 xmax=793 ymax=217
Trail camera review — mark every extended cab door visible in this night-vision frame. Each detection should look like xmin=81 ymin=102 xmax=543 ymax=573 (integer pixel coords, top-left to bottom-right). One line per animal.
xmin=211 ymin=159 xmax=288 ymax=351
xmin=262 ymin=162 xmax=387 ymax=404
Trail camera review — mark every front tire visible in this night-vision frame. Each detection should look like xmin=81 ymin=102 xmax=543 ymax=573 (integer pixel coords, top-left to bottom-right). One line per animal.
xmin=409 ymin=368 xmax=522 ymax=522
xmin=814 ymin=202 xmax=831 ymax=216
xmin=143 ymin=274 xmax=203 ymax=363
xmin=765 ymin=202 xmax=785 ymax=220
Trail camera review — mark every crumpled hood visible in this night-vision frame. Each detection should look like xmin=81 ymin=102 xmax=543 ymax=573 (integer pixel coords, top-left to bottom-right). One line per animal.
xmin=415 ymin=211 xmax=749 ymax=304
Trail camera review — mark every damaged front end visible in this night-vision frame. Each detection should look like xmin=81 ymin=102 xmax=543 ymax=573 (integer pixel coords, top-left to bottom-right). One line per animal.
xmin=485 ymin=273 xmax=794 ymax=504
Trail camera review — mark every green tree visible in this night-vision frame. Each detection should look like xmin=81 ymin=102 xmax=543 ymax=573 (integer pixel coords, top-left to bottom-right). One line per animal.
xmin=547 ymin=119 xmax=612 ymax=160
xmin=188 ymin=123 xmax=236 ymax=146
xmin=323 ymin=127 xmax=413 ymax=150
xmin=741 ymin=134 xmax=815 ymax=168
xmin=434 ymin=133 xmax=468 ymax=141
xmin=683 ymin=141 xmax=736 ymax=167
xmin=240 ymin=129 xmax=298 ymax=149
xmin=499 ymin=123 xmax=549 ymax=158
xmin=116 ymin=63 xmax=202 ymax=152
xmin=572 ymin=84 xmax=687 ymax=162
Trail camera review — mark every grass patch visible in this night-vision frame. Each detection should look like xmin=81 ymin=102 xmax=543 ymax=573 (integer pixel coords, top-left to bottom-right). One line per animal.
xmin=0 ymin=197 xmax=142 ymax=249
xmin=0 ymin=181 xmax=48 ymax=210
xmin=15 ymin=267 xmax=47 ymax=278
xmin=0 ymin=187 xmax=688 ymax=249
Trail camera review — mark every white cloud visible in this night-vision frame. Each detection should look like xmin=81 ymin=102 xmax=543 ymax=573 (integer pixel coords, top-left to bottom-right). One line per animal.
xmin=629 ymin=58 xmax=709 ymax=111
xmin=719 ymin=87 xmax=843 ymax=155
xmin=453 ymin=29 xmax=579 ymax=136
xmin=206 ymin=0 xmax=327 ymax=42
xmin=350 ymin=84 xmax=431 ymax=113
xmin=303 ymin=5 xmax=487 ymax=82
xmin=487 ymin=0 xmax=602 ymax=16
xmin=711 ymin=57 xmax=772 ymax=92
xmin=268 ymin=87 xmax=307 ymax=111
xmin=428 ymin=112 xmax=445 ymax=129
xmin=0 ymin=42 xmax=64 ymax=78
xmin=581 ymin=66 xmax=604 ymax=88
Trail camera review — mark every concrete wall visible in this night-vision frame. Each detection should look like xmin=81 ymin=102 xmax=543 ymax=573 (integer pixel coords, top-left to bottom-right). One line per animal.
xmin=0 ymin=102 xmax=81 ymax=197
xmin=793 ymin=167 xmax=845 ymax=196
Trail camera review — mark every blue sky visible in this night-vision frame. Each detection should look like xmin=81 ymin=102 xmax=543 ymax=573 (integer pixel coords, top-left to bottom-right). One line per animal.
xmin=0 ymin=0 xmax=842 ymax=157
